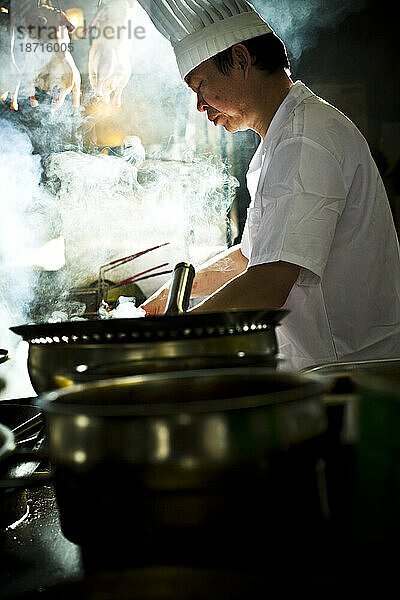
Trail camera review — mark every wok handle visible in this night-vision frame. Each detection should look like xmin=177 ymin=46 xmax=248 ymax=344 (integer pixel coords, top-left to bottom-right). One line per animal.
xmin=164 ymin=262 xmax=195 ymax=315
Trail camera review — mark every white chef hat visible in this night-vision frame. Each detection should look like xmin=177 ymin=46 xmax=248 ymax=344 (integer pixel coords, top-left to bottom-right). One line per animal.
xmin=138 ymin=0 xmax=273 ymax=79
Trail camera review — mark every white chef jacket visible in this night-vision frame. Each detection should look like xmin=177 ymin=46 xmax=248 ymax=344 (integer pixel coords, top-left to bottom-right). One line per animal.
xmin=241 ymin=81 xmax=400 ymax=370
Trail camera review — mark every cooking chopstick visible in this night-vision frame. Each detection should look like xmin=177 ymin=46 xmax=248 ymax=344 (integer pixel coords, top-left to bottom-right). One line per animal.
xmin=111 ymin=263 xmax=170 ymax=288
xmin=124 ymin=270 xmax=173 ymax=284
xmin=100 ymin=242 xmax=170 ymax=275
xmin=110 ymin=270 xmax=173 ymax=289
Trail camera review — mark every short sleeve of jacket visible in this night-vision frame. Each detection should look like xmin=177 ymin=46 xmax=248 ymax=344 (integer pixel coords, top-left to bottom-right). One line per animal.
xmin=245 ymin=137 xmax=347 ymax=284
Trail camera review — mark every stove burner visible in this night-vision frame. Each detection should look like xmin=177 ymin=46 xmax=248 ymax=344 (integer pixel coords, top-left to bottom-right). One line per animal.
xmin=0 ymin=400 xmax=44 ymax=529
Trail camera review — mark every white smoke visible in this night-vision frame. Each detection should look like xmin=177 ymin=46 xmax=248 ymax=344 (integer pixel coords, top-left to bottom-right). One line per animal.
xmin=43 ymin=144 xmax=238 ymax=296
xmin=0 ymin=114 xmax=237 ymax=398
xmin=0 ymin=119 xmax=49 ymax=399
xmin=252 ymin=0 xmax=367 ymax=61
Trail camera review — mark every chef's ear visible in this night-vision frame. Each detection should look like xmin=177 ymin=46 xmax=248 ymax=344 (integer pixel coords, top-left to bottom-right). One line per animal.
xmin=231 ymin=44 xmax=252 ymax=79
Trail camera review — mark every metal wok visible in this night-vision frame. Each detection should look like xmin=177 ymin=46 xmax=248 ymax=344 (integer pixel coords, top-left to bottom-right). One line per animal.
xmin=10 ymin=261 xmax=288 ymax=392
xmin=10 ymin=309 xmax=288 ymax=393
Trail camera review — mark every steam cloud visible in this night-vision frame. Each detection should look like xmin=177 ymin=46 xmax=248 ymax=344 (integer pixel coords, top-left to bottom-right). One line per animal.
xmin=252 ymin=0 xmax=367 ymax=60
xmin=43 ymin=143 xmax=237 ymax=296
xmin=0 ymin=120 xmax=49 ymax=398
xmin=0 ymin=113 xmax=237 ymax=398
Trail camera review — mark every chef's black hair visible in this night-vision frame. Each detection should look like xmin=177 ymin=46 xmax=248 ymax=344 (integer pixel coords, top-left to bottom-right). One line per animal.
xmin=213 ymin=32 xmax=291 ymax=76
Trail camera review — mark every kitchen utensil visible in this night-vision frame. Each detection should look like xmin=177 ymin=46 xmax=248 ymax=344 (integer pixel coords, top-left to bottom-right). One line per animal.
xmin=14 ymin=367 xmax=328 ymax=545
xmin=65 ymin=243 xmax=172 ymax=317
xmin=164 ymin=261 xmax=195 ymax=314
xmin=98 ymin=242 xmax=172 ymax=305
xmin=11 ymin=260 xmax=287 ymax=393
xmin=11 ymin=310 xmax=286 ymax=393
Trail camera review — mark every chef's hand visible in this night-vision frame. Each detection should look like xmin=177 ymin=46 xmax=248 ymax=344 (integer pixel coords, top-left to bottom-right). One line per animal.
xmin=141 ymin=286 xmax=170 ymax=316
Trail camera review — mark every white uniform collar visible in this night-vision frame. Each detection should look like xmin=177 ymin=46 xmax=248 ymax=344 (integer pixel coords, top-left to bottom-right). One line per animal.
xmin=248 ymin=81 xmax=314 ymax=173
xmin=264 ymin=81 xmax=314 ymax=146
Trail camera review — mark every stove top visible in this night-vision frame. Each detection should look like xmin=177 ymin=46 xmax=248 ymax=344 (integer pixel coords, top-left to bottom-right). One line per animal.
xmin=0 ymin=397 xmax=81 ymax=596
xmin=0 ymin=485 xmax=82 ymax=597
xmin=0 ymin=483 xmax=308 ymax=599
xmin=0 ymin=395 xmax=396 ymax=598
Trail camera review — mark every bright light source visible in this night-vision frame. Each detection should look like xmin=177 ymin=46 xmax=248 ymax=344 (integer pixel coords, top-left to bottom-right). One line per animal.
xmin=31 ymin=237 xmax=66 ymax=271
xmin=69 ymin=14 xmax=80 ymax=27
xmin=66 ymin=8 xmax=84 ymax=38
xmin=73 ymin=450 xmax=87 ymax=464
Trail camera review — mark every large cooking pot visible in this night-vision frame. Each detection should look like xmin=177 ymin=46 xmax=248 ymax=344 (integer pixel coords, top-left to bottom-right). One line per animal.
xmin=17 ymin=367 xmax=329 ymax=550
xmin=10 ymin=262 xmax=288 ymax=393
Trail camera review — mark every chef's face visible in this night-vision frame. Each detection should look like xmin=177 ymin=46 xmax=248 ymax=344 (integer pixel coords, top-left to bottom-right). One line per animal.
xmin=184 ymin=57 xmax=249 ymax=133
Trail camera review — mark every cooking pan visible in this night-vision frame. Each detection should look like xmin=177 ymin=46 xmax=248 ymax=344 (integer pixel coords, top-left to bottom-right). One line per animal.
xmin=1 ymin=368 xmax=330 ymax=546
xmin=10 ymin=263 xmax=288 ymax=393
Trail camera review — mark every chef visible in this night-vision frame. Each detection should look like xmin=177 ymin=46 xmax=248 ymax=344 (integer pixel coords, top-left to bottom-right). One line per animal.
xmin=139 ymin=0 xmax=400 ymax=370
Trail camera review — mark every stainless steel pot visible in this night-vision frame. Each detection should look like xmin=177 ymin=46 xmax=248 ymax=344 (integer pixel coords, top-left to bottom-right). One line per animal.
xmin=11 ymin=261 xmax=288 ymax=392
xmin=37 ymin=367 xmax=328 ymax=484
xmin=11 ymin=309 xmax=287 ymax=393
xmin=34 ymin=368 xmax=329 ymax=543
xmin=1 ymin=368 xmax=330 ymax=550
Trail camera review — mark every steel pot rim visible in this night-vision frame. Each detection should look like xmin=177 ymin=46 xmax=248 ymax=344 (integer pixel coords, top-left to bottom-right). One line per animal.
xmin=36 ymin=367 xmax=330 ymax=417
